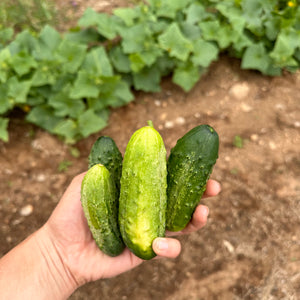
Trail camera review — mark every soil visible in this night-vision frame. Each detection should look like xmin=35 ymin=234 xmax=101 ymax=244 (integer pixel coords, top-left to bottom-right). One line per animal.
xmin=1 ymin=1 xmax=300 ymax=299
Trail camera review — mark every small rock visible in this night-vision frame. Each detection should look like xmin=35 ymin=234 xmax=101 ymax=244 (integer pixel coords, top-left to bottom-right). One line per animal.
xmin=165 ymin=121 xmax=174 ymax=129
xmin=240 ymin=102 xmax=253 ymax=112
xmin=223 ymin=240 xmax=235 ymax=253
xmin=229 ymin=82 xmax=250 ymax=100
xmin=250 ymin=134 xmax=259 ymax=142
xmin=160 ymin=112 xmax=167 ymax=121
xmin=269 ymin=141 xmax=277 ymax=150
xmin=194 ymin=112 xmax=201 ymax=118
xmin=36 ymin=173 xmax=46 ymax=182
xmin=294 ymin=121 xmax=300 ymax=128
xmin=154 ymin=100 xmax=161 ymax=107
xmin=175 ymin=117 xmax=186 ymax=125
xmin=20 ymin=204 xmax=34 ymax=217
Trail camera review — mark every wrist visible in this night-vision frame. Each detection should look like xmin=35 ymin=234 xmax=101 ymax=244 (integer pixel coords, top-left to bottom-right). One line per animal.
xmin=33 ymin=225 xmax=79 ymax=299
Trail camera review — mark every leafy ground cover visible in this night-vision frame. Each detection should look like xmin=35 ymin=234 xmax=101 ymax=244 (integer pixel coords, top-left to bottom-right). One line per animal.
xmin=0 ymin=0 xmax=299 ymax=143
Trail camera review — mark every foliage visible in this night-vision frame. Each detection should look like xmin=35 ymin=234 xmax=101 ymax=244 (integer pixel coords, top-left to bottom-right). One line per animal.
xmin=0 ymin=0 xmax=299 ymax=142
xmin=0 ymin=0 xmax=58 ymax=32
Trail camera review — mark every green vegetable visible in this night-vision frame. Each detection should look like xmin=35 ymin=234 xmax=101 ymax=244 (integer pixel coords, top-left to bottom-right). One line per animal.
xmin=88 ymin=136 xmax=123 ymax=195
xmin=166 ymin=124 xmax=219 ymax=232
xmin=119 ymin=122 xmax=167 ymax=260
xmin=81 ymin=164 xmax=125 ymax=256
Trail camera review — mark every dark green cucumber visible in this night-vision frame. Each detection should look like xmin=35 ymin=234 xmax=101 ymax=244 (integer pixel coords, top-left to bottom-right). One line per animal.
xmin=81 ymin=164 xmax=125 ymax=256
xmin=88 ymin=136 xmax=123 ymax=194
xmin=119 ymin=122 xmax=167 ymax=260
xmin=166 ymin=124 xmax=219 ymax=232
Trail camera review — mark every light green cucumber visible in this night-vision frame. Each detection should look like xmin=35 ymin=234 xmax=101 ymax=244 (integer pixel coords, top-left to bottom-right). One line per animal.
xmin=119 ymin=122 xmax=167 ymax=260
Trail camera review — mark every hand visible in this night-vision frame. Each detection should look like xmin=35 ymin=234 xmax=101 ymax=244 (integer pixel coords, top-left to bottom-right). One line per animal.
xmin=0 ymin=172 xmax=220 ymax=300
xmin=45 ymin=173 xmax=221 ymax=287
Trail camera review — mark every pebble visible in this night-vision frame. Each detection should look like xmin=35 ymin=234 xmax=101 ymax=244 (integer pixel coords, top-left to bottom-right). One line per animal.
xmin=229 ymin=82 xmax=250 ymax=100
xmin=269 ymin=141 xmax=277 ymax=150
xmin=165 ymin=121 xmax=174 ymax=129
xmin=294 ymin=121 xmax=300 ymax=128
xmin=36 ymin=173 xmax=46 ymax=182
xmin=154 ymin=100 xmax=161 ymax=107
xmin=250 ymin=134 xmax=259 ymax=142
xmin=240 ymin=102 xmax=253 ymax=112
xmin=194 ymin=112 xmax=201 ymax=118
xmin=20 ymin=204 xmax=34 ymax=217
xmin=175 ymin=117 xmax=186 ymax=125
xmin=223 ymin=240 xmax=235 ymax=253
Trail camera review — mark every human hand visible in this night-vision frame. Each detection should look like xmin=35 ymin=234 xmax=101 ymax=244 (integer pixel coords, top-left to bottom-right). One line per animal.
xmin=44 ymin=172 xmax=221 ymax=290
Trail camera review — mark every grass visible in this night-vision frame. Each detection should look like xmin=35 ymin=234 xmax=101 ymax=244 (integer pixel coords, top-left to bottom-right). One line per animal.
xmin=0 ymin=0 xmax=60 ymax=32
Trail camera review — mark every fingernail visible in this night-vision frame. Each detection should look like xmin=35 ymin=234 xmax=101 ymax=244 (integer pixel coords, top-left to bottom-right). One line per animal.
xmin=203 ymin=206 xmax=209 ymax=217
xmin=155 ymin=238 xmax=169 ymax=251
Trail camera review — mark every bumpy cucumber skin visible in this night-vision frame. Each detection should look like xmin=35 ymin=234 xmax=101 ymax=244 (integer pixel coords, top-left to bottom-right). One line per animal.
xmin=166 ymin=125 xmax=219 ymax=232
xmin=88 ymin=136 xmax=123 ymax=194
xmin=81 ymin=164 xmax=125 ymax=257
xmin=119 ymin=125 xmax=167 ymax=260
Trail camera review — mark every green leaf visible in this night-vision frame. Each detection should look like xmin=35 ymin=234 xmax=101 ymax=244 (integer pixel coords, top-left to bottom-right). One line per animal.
xmin=53 ymin=119 xmax=79 ymax=143
xmin=216 ymin=3 xmax=245 ymax=33
xmin=31 ymin=64 xmax=58 ymax=87
xmin=78 ymin=8 xmax=118 ymax=39
xmin=8 ymin=77 xmax=31 ymax=103
xmin=241 ymin=43 xmax=271 ymax=74
xmin=26 ymin=105 xmax=63 ymax=132
xmin=191 ymin=39 xmax=219 ymax=67
xmin=112 ymin=80 xmax=134 ymax=106
xmin=0 ymin=28 xmax=14 ymax=44
xmin=158 ymin=23 xmax=193 ymax=61
xmin=78 ymin=109 xmax=108 ymax=137
xmin=56 ymin=39 xmax=87 ymax=74
xmin=81 ymin=47 xmax=113 ymax=77
xmin=185 ymin=3 xmax=207 ymax=24
xmin=133 ymin=66 xmax=161 ymax=92
xmin=0 ymin=117 xmax=9 ymax=142
xmin=113 ymin=7 xmax=139 ymax=26
xmin=0 ymin=47 xmax=11 ymax=83
xmin=49 ymin=86 xmax=85 ymax=118
xmin=129 ymin=53 xmax=145 ymax=72
xmin=38 ymin=25 xmax=62 ymax=52
xmin=70 ymin=70 xmax=101 ymax=99
xmin=65 ymin=28 xmax=100 ymax=45
xmin=32 ymin=26 xmax=62 ymax=61
xmin=172 ymin=63 xmax=201 ymax=92
xmin=119 ymin=24 xmax=151 ymax=54
xmin=270 ymin=28 xmax=300 ymax=66
xmin=0 ymin=83 xmax=13 ymax=114
xmin=199 ymin=20 xmax=233 ymax=49
xmin=155 ymin=0 xmax=193 ymax=19
xmin=10 ymin=51 xmax=38 ymax=76
xmin=109 ymin=46 xmax=131 ymax=73
xmin=10 ymin=30 xmax=38 ymax=54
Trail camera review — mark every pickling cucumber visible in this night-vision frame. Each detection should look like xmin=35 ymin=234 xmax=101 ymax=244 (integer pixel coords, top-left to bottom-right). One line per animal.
xmin=88 ymin=136 xmax=123 ymax=194
xmin=81 ymin=164 xmax=125 ymax=256
xmin=166 ymin=124 xmax=219 ymax=232
xmin=119 ymin=122 xmax=167 ymax=260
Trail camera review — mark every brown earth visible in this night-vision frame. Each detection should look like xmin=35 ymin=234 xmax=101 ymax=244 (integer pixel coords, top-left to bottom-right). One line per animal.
xmin=1 ymin=1 xmax=300 ymax=299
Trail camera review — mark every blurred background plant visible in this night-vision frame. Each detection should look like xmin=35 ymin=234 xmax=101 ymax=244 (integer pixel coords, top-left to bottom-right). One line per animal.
xmin=0 ymin=0 xmax=59 ymax=32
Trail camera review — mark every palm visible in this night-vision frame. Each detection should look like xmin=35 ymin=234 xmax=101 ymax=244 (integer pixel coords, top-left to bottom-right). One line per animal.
xmin=46 ymin=174 xmax=142 ymax=284
xmin=46 ymin=173 xmax=220 ymax=284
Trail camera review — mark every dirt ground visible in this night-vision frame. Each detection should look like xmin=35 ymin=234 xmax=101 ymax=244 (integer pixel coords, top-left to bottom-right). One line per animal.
xmin=1 ymin=2 xmax=300 ymax=300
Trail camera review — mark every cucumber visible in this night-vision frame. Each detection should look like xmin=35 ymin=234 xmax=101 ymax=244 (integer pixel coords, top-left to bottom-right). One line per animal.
xmin=166 ymin=124 xmax=219 ymax=232
xmin=81 ymin=164 xmax=125 ymax=257
xmin=119 ymin=122 xmax=167 ymax=260
xmin=88 ymin=136 xmax=123 ymax=194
